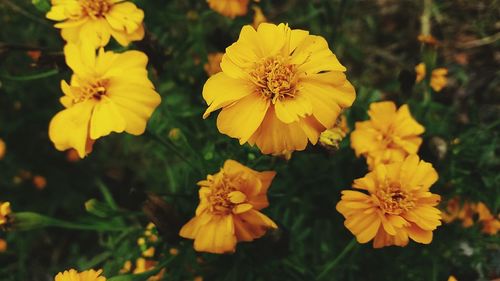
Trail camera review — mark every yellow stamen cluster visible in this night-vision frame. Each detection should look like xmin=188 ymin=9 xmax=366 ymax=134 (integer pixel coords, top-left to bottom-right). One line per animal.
xmin=73 ymin=79 xmax=109 ymax=104
xmin=80 ymin=0 xmax=111 ymax=19
xmin=251 ymin=56 xmax=298 ymax=103
xmin=376 ymin=183 xmax=415 ymax=215
xmin=207 ymin=175 xmax=246 ymax=215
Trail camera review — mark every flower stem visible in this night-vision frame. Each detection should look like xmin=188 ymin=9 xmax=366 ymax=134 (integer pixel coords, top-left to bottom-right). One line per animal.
xmin=317 ymin=238 xmax=358 ymax=280
xmin=0 ymin=69 xmax=59 ymax=81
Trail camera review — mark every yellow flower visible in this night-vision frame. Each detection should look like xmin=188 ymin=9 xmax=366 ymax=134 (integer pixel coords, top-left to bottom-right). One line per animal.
xmin=204 ymin=53 xmax=224 ymax=77
xmin=132 ymin=258 xmax=165 ymax=281
xmin=180 ymin=160 xmax=277 ymax=254
xmin=54 ymin=269 xmax=106 ymax=281
xmin=0 ymin=138 xmax=5 ymax=159
xmin=0 ymin=202 xmax=11 ymax=227
xmin=476 ymin=202 xmax=500 ymax=235
xmin=207 ymin=0 xmax=249 ymax=18
xmin=202 ymin=23 xmax=355 ymax=154
xmin=46 ymin=0 xmax=145 ymax=47
xmin=0 ymin=239 xmax=7 ymax=252
xmin=252 ymin=6 xmax=267 ymax=28
xmin=49 ymin=43 xmax=161 ymax=158
xmin=430 ymin=68 xmax=448 ymax=92
xmin=319 ymin=115 xmax=349 ymax=149
xmin=336 ymin=155 xmax=442 ymax=248
xmin=415 ymin=63 xmax=426 ymax=83
xmin=350 ymin=101 xmax=424 ymax=169
xmin=448 ymin=276 xmax=457 ymax=281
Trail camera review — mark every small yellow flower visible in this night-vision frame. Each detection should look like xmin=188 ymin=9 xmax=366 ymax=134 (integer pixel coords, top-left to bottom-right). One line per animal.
xmin=336 ymin=155 xmax=442 ymax=248
xmin=49 ymin=43 xmax=161 ymax=158
xmin=447 ymin=276 xmax=457 ymax=281
xmin=319 ymin=115 xmax=349 ymax=149
xmin=350 ymin=101 xmax=424 ymax=169
xmin=46 ymin=0 xmax=145 ymax=47
xmin=0 ymin=202 xmax=11 ymax=227
xmin=204 ymin=53 xmax=224 ymax=77
xmin=430 ymin=68 xmax=448 ymax=92
xmin=415 ymin=63 xmax=426 ymax=83
xmin=132 ymin=258 xmax=165 ymax=281
xmin=207 ymin=0 xmax=249 ymax=18
xmin=180 ymin=160 xmax=277 ymax=254
xmin=0 ymin=138 xmax=5 ymax=159
xmin=0 ymin=239 xmax=7 ymax=252
xmin=54 ymin=269 xmax=106 ymax=281
xmin=252 ymin=6 xmax=267 ymax=28
xmin=203 ymin=23 xmax=355 ymax=154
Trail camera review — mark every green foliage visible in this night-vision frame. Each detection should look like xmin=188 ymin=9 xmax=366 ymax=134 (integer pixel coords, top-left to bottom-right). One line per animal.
xmin=0 ymin=0 xmax=499 ymax=281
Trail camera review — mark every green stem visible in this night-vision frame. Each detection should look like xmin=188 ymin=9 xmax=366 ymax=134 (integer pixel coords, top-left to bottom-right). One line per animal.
xmin=0 ymin=69 xmax=59 ymax=81
xmin=317 ymin=238 xmax=357 ymax=280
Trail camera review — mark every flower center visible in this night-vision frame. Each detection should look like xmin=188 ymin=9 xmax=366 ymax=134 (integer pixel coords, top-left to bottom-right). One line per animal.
xmin=80 ymin=0 xmax=111 ymax=19
xmin=207 ymin=176 xmax=245 ymax=215
xmin=376 ymin=182 xmax=415 ymax=215
xmin=73 ymin=79 xmax=109 ymax=104
xmin=251 ymin=56 xmax=298 ymax=103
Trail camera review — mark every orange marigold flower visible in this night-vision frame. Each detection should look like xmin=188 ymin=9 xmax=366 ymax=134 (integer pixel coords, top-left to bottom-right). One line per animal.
xmin=180 ymin=160 xmax=277 ymax=254
xmin=0 ymin=239 xmax=6 ymax=252
xmin=207 ymin=0 xmax=249 ymax=18
xmin=415 ymin=63 xmax=426 ymax=83
xmin=54 ymin=269 xmax=106 ymax=281
xmin=46 ymin=0 xmax=145 ymax=47
xmin=430 ymin=68 xmax=448 ymax=92
xmin=0 ymin=138 xmax=5 ymax=159
xmin=49 ymin=43 xmax=161 ymax=158
xmin=350 ymin=101 xmax=424 ymax=169
xmin=336 ymin=155 xmax=442 ymax=248
xmin=204 ymin=53 xmax=224 ymax=77
xmin=202 ymin=23 xmax=355 ymax=154
xmin=0 ymin=202 xmax=11 ymax=227
xmin=476 ymin=202 xmax=500 ymax=235
xmin=457 ymin=202 xmax=476 ymax=228
xmin=441 ymin=197 xmax=460 ymax=223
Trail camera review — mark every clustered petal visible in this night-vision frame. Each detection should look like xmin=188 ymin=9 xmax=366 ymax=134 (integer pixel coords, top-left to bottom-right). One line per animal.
xmin=48 ymin=43 xmax=161 ymax=158
xmin=179 ymin=160 xmax=277 ymax=254
xmin=336 ymin=155 xmax=442 ymax=248
xmin=207 ymin=0 xmax=250 ymax=18
xmin=46 ymin=0 xmax=145 ymax=47
xmin=0 ymin=202 xmax=11 ymax=227
xmin=203 ymin=23 xmax=355 ymax=154
xmin=350 ymin=101 xmax=424 ymax=169
xmin=54 ymin=269 xmax=106 ymax=281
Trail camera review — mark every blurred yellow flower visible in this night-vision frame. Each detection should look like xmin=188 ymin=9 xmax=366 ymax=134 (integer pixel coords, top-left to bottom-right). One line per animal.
xmin=350 ymin=101 xmax=424 ymax=169
xmin=0 ymin=138 xmax=5 ymax=159
xmin=180 ymin=160 xmax=277 ymax=254
xmin=0 ymin=239 xmax=7 ymax=252
xmin=49 ymin=43 xmax=161 ymax=158
xmin=207 ymin=0 xmax=249 ymax=18
xmin=54 ymin=269 xmax=106 ymax=281
xmin=447 ymin=276 xmax=457 ymax=281
xmin=204 ymin=53 xmax=223 ymax=77
xmin=336 ymin=155 xmax=442 ymax=248
xmin=46 ymin=0 xmax=145 ymax=47
xmin=252 ymin=6 xmax=267 ymax=28
xmin=203 ymin=23 xmax=355 ymax=154
xmin=0 ymin=202 xmax=11 ymax=227
xmin=430 ymin=68 xmax=448 ymax=92
xmin=415 ymin=63 xmax=426 ymax=83
xmin=319 ymin=115 xmax=349 ymax=149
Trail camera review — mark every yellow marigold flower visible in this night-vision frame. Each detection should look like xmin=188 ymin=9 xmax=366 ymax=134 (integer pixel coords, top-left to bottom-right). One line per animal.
xmin=0 ymin=239 xmax=7 ymax=252
xmin=0 ymin=138 xmax=5 ymax=159
xmin=448 ymin=276 xmax=458 ymax=281
xmin=319 ymin=115 xmax=349 ymax=149
xmin=49 ymin=43 xmax=161 ymax=158
xmin=430 ymin=68 xmax=448 ymax=92
xmin=180 ymin=159 xmax=277 ymax=254
xmin=252 ymin=6 xmax=267 ymax=28
xmin=204 ymin=53 xmax=223 ymax=77
xmin=46 ymin=0 xmax=145 ymax=47
xmin=336 ymin=155 xmax=442 ymax=248
xmin=0 ymin=202 xmax=11 ymax=227
xmin=203 ymin=23 xmax=356 ymax=154
xmin=54 ymin=269 xmax=106 ymax=281
xmin=208 ymin=0 xmax=249 ymax=18
xmin=132 ymin=258 xmax=164 ymax=281
xmin=415 ymin=63 xmax=426 ymax=83
xmin=350 ymin=101 xmax=424 ymax=169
